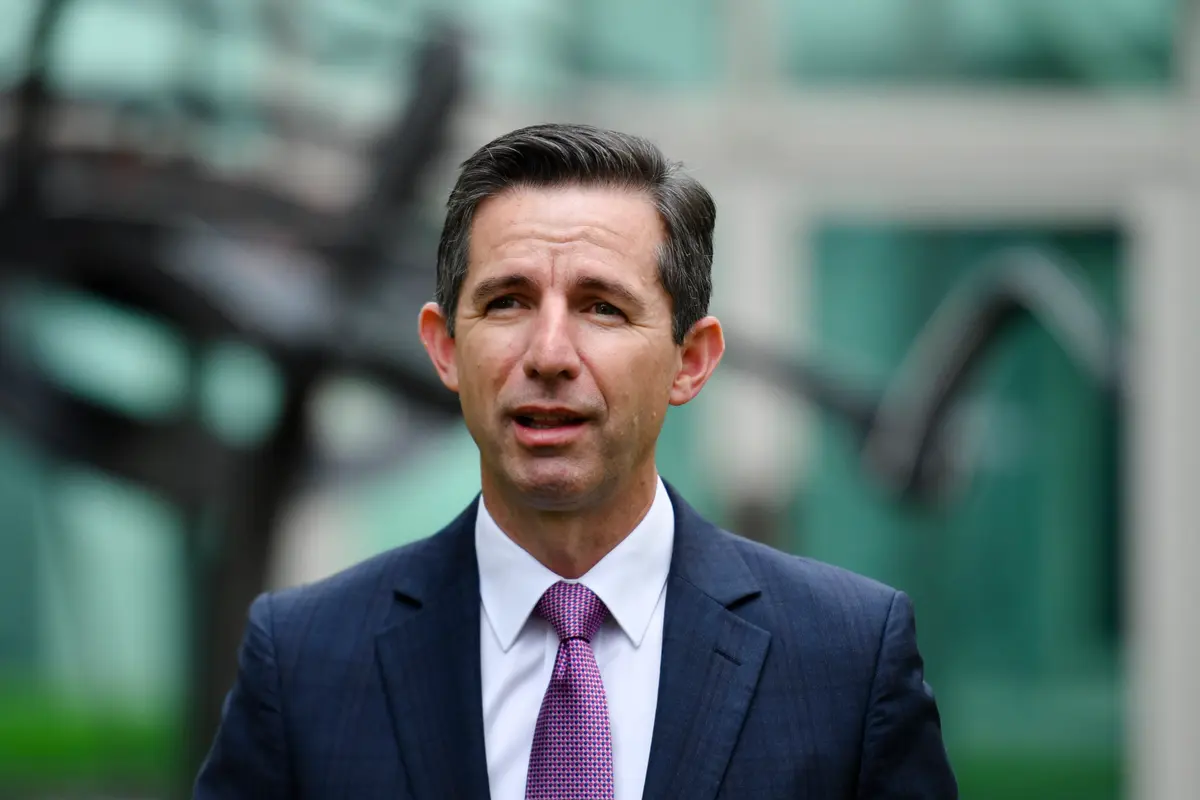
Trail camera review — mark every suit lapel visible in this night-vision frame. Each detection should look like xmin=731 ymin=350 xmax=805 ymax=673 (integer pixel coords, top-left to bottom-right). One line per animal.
xmin=641 ymin=488 xmax=771 ymax=800
xmin=375 ymin=502 xmax=491 ymax=800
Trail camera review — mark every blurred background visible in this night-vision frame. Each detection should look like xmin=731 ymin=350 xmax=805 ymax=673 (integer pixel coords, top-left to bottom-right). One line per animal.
xmin=1 ymin=0 xmax=1198 ymax=798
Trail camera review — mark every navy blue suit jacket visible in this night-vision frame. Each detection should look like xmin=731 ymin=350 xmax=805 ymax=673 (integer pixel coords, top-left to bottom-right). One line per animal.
xmin=195 ymin=485 xmax=957 ymax=799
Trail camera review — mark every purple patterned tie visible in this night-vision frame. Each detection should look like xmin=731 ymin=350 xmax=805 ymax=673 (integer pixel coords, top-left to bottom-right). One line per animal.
xmin=525 ymin=581 xmax=615 ymax=800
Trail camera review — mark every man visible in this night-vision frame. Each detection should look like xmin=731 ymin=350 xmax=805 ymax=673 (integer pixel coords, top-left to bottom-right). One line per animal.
xmin=195 ymin=123 xmax=957 ymax=799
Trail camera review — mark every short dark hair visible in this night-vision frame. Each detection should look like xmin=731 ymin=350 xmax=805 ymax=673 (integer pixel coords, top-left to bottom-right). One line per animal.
xmin=434 ymin=123 xmax=716 ymax=344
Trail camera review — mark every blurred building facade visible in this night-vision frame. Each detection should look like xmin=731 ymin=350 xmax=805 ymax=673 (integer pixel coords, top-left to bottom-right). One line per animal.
xmin=1 ymin=1 xmax=1196 ymax=799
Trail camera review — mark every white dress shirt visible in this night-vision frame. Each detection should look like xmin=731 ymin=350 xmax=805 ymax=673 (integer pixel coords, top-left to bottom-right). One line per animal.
xmin=476 ymin=476 xmax=675 ymax=800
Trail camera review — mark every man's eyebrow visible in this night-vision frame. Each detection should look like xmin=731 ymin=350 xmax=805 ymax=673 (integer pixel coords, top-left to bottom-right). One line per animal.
xmin=469 ymin=274 xmax=537 ymax=306
xmin=574 ymin=276 xmax=645 ymax=311
xmin=468 ymin=273 xmax=647 ymax=311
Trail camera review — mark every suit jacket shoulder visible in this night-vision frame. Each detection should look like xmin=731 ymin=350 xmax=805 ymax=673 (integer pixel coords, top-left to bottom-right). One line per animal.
xmin=724 ymin=529 xmax=900 ymax=644
xmin=640 ymin=490 xmax=955 ymax=799
xmin=263 ymin=498 xmax=480 ymax=667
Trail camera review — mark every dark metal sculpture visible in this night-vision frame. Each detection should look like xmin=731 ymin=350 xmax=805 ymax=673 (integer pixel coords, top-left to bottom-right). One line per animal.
xmin=0 ymin=2 xmax=467 ymax=792
xmin=857 ymin=247 xmax=1124 ymax=501
xmin=724 ymin=247 xmax=1124 ymax=505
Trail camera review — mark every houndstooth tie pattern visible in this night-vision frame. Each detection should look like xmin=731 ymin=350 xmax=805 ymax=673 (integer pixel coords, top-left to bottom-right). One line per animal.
xmin=525 ymin=581 xmax=615 ymax=800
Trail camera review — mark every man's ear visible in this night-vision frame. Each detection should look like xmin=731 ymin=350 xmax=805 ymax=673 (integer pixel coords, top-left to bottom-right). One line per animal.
xmin=669 ymin=316 xmax=724 ymax=406
xmin=418 ymin=302 xmax=459 ymax=393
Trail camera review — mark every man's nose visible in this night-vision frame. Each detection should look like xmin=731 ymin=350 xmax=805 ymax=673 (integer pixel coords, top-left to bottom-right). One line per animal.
xmin=522 ymin=301 xmax=581 ymax=381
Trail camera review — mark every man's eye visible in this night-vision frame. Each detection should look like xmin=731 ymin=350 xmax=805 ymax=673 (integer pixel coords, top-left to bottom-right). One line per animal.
xmin=486 ymin=296 xmax=519 ymax=311
xmin=593 ymin=302 xmax=624 ymax=317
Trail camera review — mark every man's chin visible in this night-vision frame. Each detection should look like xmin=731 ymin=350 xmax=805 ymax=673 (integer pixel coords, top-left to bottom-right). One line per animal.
xmin=507 ymin=467 xmax=604 ymax=512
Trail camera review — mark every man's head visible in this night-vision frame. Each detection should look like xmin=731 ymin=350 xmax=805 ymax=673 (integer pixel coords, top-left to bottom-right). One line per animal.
xmin=419 ymin=123 xmax=724 ymax=512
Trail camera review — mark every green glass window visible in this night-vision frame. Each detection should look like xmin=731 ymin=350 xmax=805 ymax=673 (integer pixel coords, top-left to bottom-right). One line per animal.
xmin=796 ymin=224 xmax=1124 ymax=799
xmin=783 ymin=0 xmax=1177 ymax=89
xmin=567 ymin=0 xmax=722 ymax=87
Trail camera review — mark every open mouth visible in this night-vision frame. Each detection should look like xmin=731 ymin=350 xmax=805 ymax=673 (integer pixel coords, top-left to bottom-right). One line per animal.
xmin=513 ymin=415 xmax=587 ymax=430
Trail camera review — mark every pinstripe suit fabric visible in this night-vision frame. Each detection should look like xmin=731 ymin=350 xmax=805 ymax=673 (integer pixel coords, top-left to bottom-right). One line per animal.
xmin=195 ymin=484 xmax=957 ymax=799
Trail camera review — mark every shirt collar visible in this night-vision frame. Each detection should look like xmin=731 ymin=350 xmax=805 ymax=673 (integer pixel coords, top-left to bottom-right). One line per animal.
xmin=475 ymin=476 xmax=675 ymax=652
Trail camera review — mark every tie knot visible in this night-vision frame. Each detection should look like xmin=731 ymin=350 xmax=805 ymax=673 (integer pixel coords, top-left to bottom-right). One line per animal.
xmin=535 ymin=581 xmax=608 ymax=643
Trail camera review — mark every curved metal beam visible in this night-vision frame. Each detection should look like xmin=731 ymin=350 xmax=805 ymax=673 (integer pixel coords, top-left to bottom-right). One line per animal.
xmin=720 ymin=246 xmax=1123 ymax=504
xmin=859 ymin=247 xmax=1123 ymax=500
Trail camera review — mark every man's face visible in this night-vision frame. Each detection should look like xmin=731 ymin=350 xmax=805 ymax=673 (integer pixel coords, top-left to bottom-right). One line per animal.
xmin=420 ymin=185 xmax=721 ymax=510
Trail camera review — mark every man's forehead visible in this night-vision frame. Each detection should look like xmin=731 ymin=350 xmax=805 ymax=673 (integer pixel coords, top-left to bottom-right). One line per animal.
xmin=466 ymin=188 xmax=663 ymax=285
xmin=471 ymin=186 xmax=662 ymax=249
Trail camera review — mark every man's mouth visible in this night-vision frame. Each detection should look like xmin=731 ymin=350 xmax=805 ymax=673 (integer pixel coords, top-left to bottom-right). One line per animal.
xmin=513 ymin=414 xmax=588 ymax=430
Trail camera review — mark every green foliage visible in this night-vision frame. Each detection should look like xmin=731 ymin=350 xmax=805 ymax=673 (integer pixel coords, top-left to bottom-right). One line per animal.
xmin=0 ymin=684 xmax=179 ymax=792
xmin=953 ymin=748 xmax=1121 ymax=800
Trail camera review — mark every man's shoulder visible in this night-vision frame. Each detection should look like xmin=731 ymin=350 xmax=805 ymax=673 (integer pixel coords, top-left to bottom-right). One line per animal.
xmin=271 ymin=534 xmax=438 ymax=607
xmin=261 ymin=508 xmax=472 ymax=638
xmin=668 ymin=483 xmax=897 ymax=623
xmin=712 ymin=526 xmax=900 ymax=627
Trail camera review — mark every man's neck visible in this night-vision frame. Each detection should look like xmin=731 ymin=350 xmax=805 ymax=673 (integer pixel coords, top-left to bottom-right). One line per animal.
xmin=483 ymin=472 xmax=659 ymax=579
